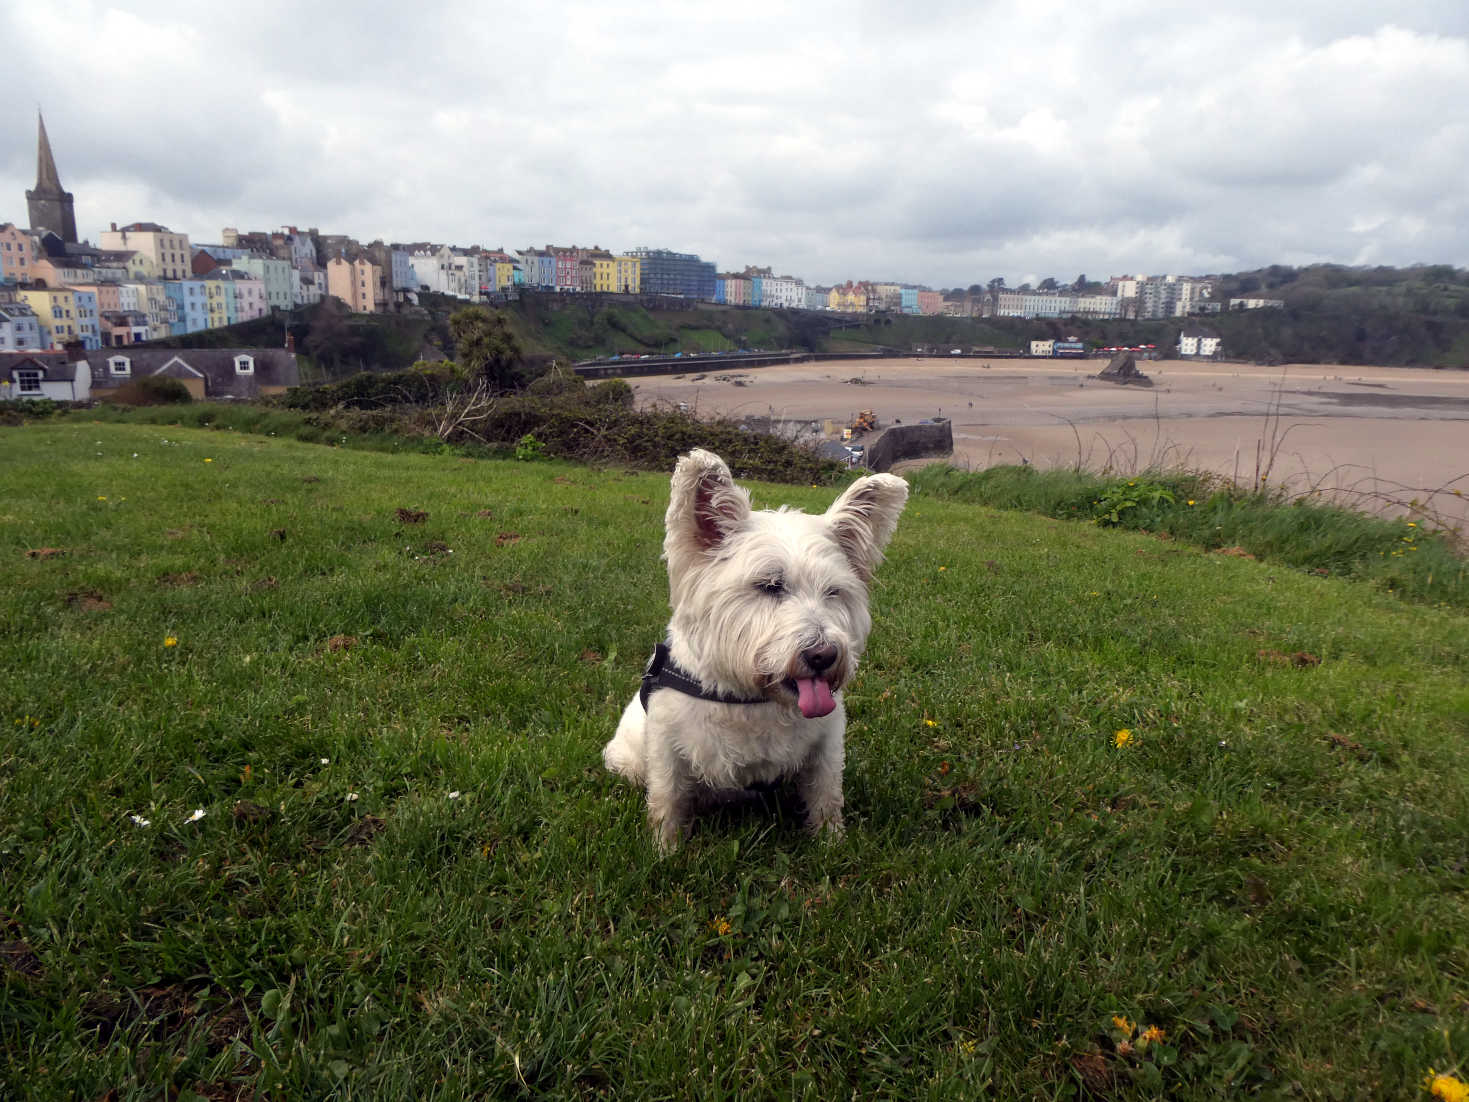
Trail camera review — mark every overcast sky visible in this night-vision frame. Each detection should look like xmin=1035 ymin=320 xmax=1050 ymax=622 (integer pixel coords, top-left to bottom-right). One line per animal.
xmin=4 ymin=1 xmax=1467 ymax=289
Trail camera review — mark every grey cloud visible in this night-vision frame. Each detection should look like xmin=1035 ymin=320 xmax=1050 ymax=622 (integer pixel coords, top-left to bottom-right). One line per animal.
xmin=3 ymin=3 xmax=1468 ymax=286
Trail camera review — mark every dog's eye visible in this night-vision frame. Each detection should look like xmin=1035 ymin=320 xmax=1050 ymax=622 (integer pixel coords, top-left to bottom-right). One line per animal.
xmin=824 ymin=587 xmax=844 ymax=601
xmin=756 ymin=577 xmax=785 ymax=597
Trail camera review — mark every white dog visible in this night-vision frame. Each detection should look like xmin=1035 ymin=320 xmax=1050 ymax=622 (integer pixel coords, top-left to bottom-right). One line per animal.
xmin=602 ymin=449 xmax=908 ymax=850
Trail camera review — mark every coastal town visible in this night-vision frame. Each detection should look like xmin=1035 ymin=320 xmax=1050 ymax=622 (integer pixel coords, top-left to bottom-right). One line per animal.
xmin=0 ymin=115 xmax=1275 ymax=359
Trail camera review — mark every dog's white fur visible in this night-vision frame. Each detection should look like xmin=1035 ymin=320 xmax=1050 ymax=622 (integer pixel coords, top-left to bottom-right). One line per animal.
xmin=602 ymin=449 xmax=908 ymax=849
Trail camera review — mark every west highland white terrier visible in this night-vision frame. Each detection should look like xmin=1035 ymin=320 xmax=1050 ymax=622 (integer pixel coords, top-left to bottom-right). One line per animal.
xmin=602 ymin=449 xmax=908 ymax=850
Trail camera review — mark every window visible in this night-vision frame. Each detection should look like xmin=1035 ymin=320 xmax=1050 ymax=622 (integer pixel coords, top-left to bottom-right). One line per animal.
xmin=234 ymin=355 xmax=255 ymax=375
xmin=17 ymin=369 xmax=42 ymax=393
xmin=109 ymin=356 xmax=131 ymax=376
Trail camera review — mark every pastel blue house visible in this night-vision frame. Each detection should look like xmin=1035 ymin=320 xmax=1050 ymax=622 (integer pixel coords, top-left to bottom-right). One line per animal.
xmin=901 ymin=288 xmax=919 ymax=314
xmin=749 ymin=276 xmax=763 ymax=307
xmin=72 ymin=289 xmax=101 ymax=350
xmin=165 ymin=280 xmax=211 ymax=335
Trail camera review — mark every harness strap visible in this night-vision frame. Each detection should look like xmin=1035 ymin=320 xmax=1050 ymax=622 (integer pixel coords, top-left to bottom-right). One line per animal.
xmin=639 ymin=642 xmax=770 ymax=710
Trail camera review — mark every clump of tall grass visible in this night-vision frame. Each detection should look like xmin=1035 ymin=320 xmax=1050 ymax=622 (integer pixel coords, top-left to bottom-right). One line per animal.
xmin=909 ymin=463 xmax=1468 ymax=608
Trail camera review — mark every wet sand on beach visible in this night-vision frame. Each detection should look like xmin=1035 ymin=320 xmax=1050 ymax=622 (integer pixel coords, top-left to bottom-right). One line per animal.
xmin=623 ymin=358 xmax=1469 ymax=526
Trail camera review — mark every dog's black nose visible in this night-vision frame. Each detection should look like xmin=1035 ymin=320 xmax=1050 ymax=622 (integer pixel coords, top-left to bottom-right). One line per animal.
xmin=802 ymin=643 xmax=838 ymax=672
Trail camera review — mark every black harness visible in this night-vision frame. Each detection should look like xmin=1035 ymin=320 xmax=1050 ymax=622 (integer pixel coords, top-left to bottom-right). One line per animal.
xmin=639 ymin=642 xmax=771 ymax=710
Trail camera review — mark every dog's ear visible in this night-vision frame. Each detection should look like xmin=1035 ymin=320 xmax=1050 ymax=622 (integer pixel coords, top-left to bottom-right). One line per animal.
xmin=825 ymin=473 xmax=909 ymax=582
xmin=665 ymin=450 xmax=752 ymax=563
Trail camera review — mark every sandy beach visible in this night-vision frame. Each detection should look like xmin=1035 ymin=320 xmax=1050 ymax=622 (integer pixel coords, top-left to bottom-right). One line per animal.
xmin=622 ymin=358 xmax=1469 ymax=527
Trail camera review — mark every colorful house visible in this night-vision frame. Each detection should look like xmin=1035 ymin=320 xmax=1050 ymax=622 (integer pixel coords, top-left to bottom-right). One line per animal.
xmin=0 ymin=303 xmax=44 ymax=350
xmin=326 ymin=256 xmax=385 ymax=313
xmin=550 ymin=247 xmax=582 ymax=292
xmin=204 ymin=279 xmax=231 ymax=329
xmin=230 ymin=255 xmax=294 ymax=312
xmin=71 ymin=288 xmax=100 ymax=350
xmin=589 ymin=251 xmax=616 ymax=293
xmin=17 ymin=287 xmax=79 ymax=348
xmin=614 ymin=255 xmax=640 ymax=293
xmin=828 ymin=282 xmax=869 ymax=312
xmin=99 ymin=222 xmax=192 ymax=280
xmin=1 ymin=224 xmax=37 ymax=283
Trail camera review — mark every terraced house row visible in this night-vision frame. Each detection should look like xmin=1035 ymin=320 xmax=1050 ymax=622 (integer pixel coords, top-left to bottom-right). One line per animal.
xmin=2 ymin=114 xmax=1244 ymax=354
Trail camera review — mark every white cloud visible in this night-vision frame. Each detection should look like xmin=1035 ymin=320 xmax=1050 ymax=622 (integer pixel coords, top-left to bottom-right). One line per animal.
xmin=2 ymin=1 xmax=1468 ymax=287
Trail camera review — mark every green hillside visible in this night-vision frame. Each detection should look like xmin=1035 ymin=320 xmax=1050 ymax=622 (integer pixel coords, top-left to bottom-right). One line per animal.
xmin=3 ymin=423 xmax=1466 ymax=1098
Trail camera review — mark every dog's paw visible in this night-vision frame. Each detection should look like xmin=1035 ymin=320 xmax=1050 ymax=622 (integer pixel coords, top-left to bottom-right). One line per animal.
xmin=806 ymin=812 xmax=845 ymax=843
xmin=654 ymin=816 xmax=688 ymax=854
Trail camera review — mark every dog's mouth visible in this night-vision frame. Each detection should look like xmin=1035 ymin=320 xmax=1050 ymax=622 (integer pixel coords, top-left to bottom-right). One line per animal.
xmin=780 ymin=676 xmax=838 ymax=719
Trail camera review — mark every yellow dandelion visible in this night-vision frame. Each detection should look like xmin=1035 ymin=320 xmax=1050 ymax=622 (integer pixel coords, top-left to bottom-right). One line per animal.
xmin=1111 ymin=1015 xmax=1133 ymax=1033
xmin=1114 ymin=729 xmax=1133 ymax=749
xmin=1406 ymin=522 xmax=1417 ymax=528
xmin=924 ymin=719 xmax=938 ymax=728
xmin=938 ymin=565 xmax=947 ymax=572
xmin=711 ymin=917 xmax=733 ymax=937
xmin=163 ymin=636 xmax=178 ymax=648
xmin=1187 ymin=499 xmax=1196 ymax=506
xmin=1140 ymin=1025 xmax=1166 ymax=1044
xmin=204 ymin=458 xmax=213 ymax=463
xmin=97 ymin=495 xmax=107 ymax=501
xmin=1426 ymin=1071 xmax=1469 ymax=1102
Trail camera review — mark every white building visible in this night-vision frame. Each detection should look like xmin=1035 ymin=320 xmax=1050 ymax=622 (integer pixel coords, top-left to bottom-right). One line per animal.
xmin=294 ymin=261 xmax=326 ymax=306
xmin=0 ymin=303 xmax=44 ymax=350
xmin=1 ymin=351 xmax=92 ymax=401
xmin=1178 ymin=327 xmax=1222 ymax=357
xmin=760 ymin=275 xmax=806 ymax=309
xmin=409 ymin=245 xmax=481 ymax=300
xmin=1075 ymin=294 xmax=1122 ymax=318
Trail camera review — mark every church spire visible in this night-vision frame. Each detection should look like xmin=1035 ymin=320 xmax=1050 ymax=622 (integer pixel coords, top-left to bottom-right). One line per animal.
xmin=35 ymin=111 xmax=64 ymax=192
xmin=27 ymin=109 xmax=78 ymax=243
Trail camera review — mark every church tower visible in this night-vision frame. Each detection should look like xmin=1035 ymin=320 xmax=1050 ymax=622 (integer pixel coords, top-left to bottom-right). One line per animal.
xmin=26 ymin=112 xmax=78 ymax=244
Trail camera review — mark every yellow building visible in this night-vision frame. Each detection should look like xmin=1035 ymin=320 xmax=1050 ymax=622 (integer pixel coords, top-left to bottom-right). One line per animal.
xmin=204 ymin=281 xmax=230 ymax=329
xmin=326 ymin=256 xmax=384 ymax=313
xmin=828 ymin=282 xmax=868 ymax=312
xmin=592 ymin=253 xmax=617 ymax=293
xmin=495 ymin=260 xmax=516 ymax=292
xmin=614 ymin=255 xmax=641 ymax=294
xmin=18 ymin=287 xmax=79 ymax=348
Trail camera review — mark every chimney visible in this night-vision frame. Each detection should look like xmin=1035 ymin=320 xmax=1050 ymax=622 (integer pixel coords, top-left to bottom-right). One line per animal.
xmin=110 ymin=222 xmax=117 ymax=232
xmin=284 ymin=332 xmax=295 ymax=352
xmin=63 ymin=338 xmax=86 ymax=362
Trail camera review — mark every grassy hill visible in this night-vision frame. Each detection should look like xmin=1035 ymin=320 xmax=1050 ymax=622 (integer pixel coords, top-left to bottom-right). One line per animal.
xmin=4 ymin=424 xmax=1466 ymax=1098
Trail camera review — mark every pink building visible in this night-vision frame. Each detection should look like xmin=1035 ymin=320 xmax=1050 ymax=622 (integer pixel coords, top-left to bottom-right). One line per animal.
xmin=722 ymin=275 xmax=751 ymax=305
xmin=233 ymin=276 xmax=267 ymax=321
xmin=917 ymin=290 xmax=943 ymax=315
xmin=69 ymin=284 xmax=122 ymax=314
xmin=0 ymin=223 xmax=36 ymax=283
xmin=550 ymin=247 xmax=583 ymax=292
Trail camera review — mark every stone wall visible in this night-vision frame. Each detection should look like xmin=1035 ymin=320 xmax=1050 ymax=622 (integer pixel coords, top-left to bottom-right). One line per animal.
xmin=865 ymin=418 xmax=952 ymax=472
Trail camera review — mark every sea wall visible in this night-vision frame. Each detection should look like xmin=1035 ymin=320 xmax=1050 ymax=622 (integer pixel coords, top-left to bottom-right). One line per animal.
xmin=866 ymin=419 xmax=953 ymax=472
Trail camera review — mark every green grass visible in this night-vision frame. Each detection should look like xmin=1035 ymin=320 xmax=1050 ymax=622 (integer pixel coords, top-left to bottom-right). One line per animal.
xmin=3 ymin=422 xmax=1467 ymax=1099
xmin=910 ymin=464 xmax=1469 ymax=610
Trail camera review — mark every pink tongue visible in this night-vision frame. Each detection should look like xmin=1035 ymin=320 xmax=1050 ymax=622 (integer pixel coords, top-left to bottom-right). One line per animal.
xmin=796 ymin=678 xmax=836 ymax=718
